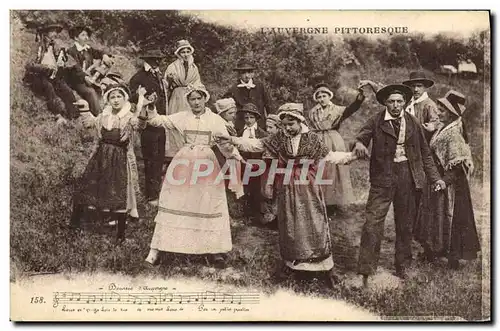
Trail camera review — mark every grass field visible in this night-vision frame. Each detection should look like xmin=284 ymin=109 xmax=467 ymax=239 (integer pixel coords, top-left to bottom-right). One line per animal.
xmin=9 ymin=16 xmax=490 ymax=321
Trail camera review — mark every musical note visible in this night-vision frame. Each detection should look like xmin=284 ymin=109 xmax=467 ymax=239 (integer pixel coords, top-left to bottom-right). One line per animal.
xmin=52 ymin=291 xmax=260 ymax=307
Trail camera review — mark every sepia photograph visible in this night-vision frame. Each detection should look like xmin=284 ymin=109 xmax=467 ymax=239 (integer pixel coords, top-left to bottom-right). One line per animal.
xmin=9 ymin=9 xmax=491 ymax=322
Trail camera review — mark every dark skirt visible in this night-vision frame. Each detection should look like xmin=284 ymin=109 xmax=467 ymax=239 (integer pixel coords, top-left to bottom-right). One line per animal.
xmin=414 ymin=165 xmax=480 ymax=260
xmin=74 ymin=129 xmax=129 ymax=212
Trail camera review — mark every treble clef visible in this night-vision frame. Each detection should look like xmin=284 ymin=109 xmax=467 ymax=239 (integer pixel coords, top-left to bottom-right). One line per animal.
xmin=53 ymin=292 xmax=59 ymax=308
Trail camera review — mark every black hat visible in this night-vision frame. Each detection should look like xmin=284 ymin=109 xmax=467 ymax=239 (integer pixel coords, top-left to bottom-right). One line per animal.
xmin=139 ymin=49 xmax=165 ymax=59
xmin=69 ymin=25 xmax=93 ymax=39
xmin=375 ymin=84 xmax=413 ymax=105
xmin=402 ymin=71 xmax=435 ymax=88
xmin=234 ymin=59 xmax=256 ymax=72
xmin=237 ymin=103 xmax=261 ymax=118
xmin=38 ymin=23 xmax=64 ymax=34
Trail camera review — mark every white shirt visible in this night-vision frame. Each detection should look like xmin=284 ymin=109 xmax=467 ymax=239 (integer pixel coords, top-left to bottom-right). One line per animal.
xmin=74 ymin=41 xmax=91 ymax=52
xmin=237 ymin=79 xmax=256 ymax=89
xmin=384 ymin=109 xmax=407 ymax=162
xmin=242 ymin=123 xmax=258 ymax=138
xmin=405 ymin=92 xmax=429 ymax=116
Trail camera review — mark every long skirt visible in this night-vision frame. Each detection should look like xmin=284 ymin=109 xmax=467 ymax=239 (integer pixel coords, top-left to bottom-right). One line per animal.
xmin=74 ymin=140 xmax=139 ymax=217
xmin=149 ymin=144 xmax=232 ymax=254
xmin=276 ymin=166 xmax=333 ymax=271
xmin=414 ymin=167 xmax=480 ymax=260
xmin=317 ymin=130 xmax=355 ymax=207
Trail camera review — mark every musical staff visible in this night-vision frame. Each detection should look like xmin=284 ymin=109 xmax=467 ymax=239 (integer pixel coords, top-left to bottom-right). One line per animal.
xmin=53 ymin=291 xmax=259 ymax=308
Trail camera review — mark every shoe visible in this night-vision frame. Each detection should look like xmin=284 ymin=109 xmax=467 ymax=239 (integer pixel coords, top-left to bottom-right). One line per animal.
xmin=145 ymin=249 xmax=160 ymax=265
xmin=210 ymin=254 xmax=227 ymax=269
xmin=448 ymin=259 xmax=460 ymax=270
xmin=326 ymin=269 xmax=342 ymax=288
xmin=362 ymin=275 xmax=369 ymax=288
xmin=148 ymin=199 xmax=159 ymax=207
xmin=395 ymin=267 xmax=409 ymax=279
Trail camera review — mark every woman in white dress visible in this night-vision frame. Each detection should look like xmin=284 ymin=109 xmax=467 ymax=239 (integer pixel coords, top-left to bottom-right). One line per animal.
xmin=142 ymin=85 xmax=244 ymax=268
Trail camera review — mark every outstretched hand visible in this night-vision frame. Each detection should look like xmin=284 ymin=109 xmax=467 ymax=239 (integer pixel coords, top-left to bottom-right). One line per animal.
xmin=214 ymin=134 xmax=233 ymax=144
xmin=353 ymin=141 xmax=370 ymax=159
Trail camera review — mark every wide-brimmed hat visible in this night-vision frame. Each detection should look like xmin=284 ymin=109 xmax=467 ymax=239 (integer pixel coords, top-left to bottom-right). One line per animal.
xmin=102 ymin=83 xmax=131 ymax=102
xmin=233 ymin=59 xmax=256 ymax=72
xmin=375 ymin=84 xmax=413 ymax=105
xmin=105 ymin=72 xmax=124 ymax=83
xmin=174 ymin=40 xmax=194 ymax=56
xmin=437 ymin=90 xmax=466 ymax=117
xmin=69 ymin=25 xmax=93 ymax=39
xmin=278 ymin=103 xmax=305 ymax=122
xmin=184 ymin=84 xmax=210 ymax=102
xmin=215 ymin=98 xmax=236 ymax=115
xmin=238 ymin=103 xmax=261 ymax=118
xmin=313 ymin=83 xmax=334 ymax=101
xmin=38 ymin=23 xmax=64 ymax=34
xmin=139 ymin=49 xmax=165 ymax=59
xmin=402 ymin=71 xmax=435 ymax=88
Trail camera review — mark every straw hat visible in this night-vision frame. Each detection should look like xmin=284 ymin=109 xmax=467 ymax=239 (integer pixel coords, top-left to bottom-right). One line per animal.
xmin=277 ymin=103 xmax=305 ymax=122
xmin=174 ymin=40 xmax=194 ymax=56
xmin=215 ymin=98 xmax=237 ymax=115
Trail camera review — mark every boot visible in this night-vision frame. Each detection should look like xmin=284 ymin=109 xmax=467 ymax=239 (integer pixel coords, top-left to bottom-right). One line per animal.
xmin=70 ymin=203 xmax=84 ymax=230
xmin=145 ymin=249 xmax=160 ymax=265
xmin=114 ymin=213 xmax=127 ymax=245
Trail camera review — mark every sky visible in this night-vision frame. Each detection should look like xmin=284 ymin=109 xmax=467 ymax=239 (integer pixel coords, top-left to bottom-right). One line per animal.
xmin=183 ymin=10 xmax=490 ymax=38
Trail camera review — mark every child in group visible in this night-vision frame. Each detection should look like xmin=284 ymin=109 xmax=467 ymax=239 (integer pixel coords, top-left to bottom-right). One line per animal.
xmin=237 ymin=103 xmax=268 ymax=224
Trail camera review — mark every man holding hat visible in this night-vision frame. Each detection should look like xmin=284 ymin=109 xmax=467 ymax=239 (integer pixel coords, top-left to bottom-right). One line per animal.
xmin=352 ymin=84 xmax=445 ymax=285
xmin=402 ymin=71 xmax=440 ymax=141
xmin=24 ymin=22 xmax=80 ymax=122
xmin=129 ymin=49 xmax=169 ymax=205
xmin=223 ymin=59 xmax=273 ymax=131
xmin=66 ymin=25 xmax=111 ymax=116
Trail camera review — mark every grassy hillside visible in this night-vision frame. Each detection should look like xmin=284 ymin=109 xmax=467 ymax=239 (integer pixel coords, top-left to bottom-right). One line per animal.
xmin=10 ymin=10 xmax=490 ymax=320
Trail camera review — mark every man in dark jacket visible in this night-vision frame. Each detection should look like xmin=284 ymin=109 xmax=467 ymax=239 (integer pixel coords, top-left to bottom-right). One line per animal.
xmin=352 ymin=84 xmax=445 ymax=286
xmin=223 ymin=60 xmax=272 ymax=131
xmin=129 ymin=50 xmax=169 ymax=205
xmin=23 ymin=23 xmax=79 ymax=122
xmin=65 ymin=25 xmax=110 ymax=116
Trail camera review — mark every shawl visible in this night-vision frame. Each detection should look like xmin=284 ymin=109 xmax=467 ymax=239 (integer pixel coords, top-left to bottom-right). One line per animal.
xmin=262 ymin=129 xmax=330 ymax=163
xmin=429 ymin=118 xmax=474 ymax=175
xmin=165 ymin=58 xmax=201 ymax=89
xmin=308 ymin=102 xmax=345 ymax=130
xmin=95 ymin=102 xmax=135 ymax=141
xmin=405 ymin=91 xmax=429 ymax=116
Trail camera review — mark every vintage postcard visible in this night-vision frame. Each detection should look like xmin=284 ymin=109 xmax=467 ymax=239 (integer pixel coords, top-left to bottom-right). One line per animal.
xmin=10 ymin=9 xmax=491 ymax=322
